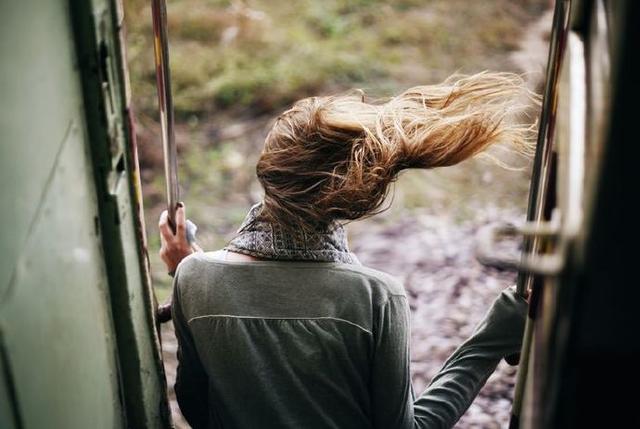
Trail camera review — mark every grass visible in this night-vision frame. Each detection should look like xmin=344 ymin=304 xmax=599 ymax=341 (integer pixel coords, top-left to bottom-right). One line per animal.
xmin=126 ymin=0 xmax=546 ymax=115
xmin=124 ymin=0 xmax=548 ymax=297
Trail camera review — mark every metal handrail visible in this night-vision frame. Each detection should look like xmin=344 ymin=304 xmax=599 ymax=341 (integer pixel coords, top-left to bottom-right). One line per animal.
xmin=151 ymin=0 xmax=179 ymax=324
xmin=509 ymin=2 xmax=573 ymax=427
xmin=151 ymin=0 xmax=179 ymax=229
xmin=516 ymin=0 xmax=571 ymax=298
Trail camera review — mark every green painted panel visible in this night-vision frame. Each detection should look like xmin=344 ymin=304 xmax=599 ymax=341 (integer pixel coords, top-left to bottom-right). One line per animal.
xmin=1 ymin=122 xmax=123 ymax=428
xmin=0 ymin=370 xmax=17 ymax=429
xmin=0 ymin=0 xmax=124 ymax=428
xmin=0 ymin=0 xmax=170 ymax=426
xmin=70 ymin=0 xmax=170 ymax=425
xmin=0 ymin=1 xmax=87 ymax=300
xmin=0 ymin=332 xmax=19 ymax=429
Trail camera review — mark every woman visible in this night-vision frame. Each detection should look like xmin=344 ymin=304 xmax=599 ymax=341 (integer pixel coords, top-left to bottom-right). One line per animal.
xmin=159 ymin=72 xmax=531 ymax=428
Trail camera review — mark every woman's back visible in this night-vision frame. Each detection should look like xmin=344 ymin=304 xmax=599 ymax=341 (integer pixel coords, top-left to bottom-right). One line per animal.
xmin=162 ymin=72 xmax=534 ymax=428
xmin=173 ymin=253 xmax=410 ymax=428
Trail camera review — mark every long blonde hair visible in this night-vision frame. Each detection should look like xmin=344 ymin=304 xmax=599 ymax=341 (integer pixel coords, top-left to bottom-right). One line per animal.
xmin=256 ymin=71 xmax=537 ymax=230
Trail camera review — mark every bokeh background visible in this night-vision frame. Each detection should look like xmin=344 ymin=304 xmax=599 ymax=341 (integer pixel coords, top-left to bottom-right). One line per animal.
xmin=124 ymin=1 xmax=552 ymax=427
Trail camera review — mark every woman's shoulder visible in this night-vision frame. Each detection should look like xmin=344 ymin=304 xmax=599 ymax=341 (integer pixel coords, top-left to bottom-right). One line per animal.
xmin=174 ymin=251 xmax=406 ymax=301
xmin=332 ymin=263 xmax=406 ymax=299
xmin=173 ymin=251 xmax=220 ymax=280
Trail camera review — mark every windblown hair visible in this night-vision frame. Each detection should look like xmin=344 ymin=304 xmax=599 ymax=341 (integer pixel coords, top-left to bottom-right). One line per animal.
xmin=256 ymin=71 xmax=537 ymax=231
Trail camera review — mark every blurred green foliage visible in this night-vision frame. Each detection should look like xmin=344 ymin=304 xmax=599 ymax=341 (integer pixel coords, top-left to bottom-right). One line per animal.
xmin=125 ymin=0 xmax=546 ymax=116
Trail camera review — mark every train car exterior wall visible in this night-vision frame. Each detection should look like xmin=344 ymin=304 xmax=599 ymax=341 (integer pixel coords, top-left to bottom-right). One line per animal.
xmin=0 ymin=0 xmax=170 ymax=427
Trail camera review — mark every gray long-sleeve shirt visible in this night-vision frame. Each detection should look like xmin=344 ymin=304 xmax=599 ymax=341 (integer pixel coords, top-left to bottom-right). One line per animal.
xmin=172 ymin=252 xmax=526 ymax=428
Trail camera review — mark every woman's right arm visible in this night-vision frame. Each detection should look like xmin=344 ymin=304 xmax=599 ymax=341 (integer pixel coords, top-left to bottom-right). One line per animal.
xmin=172 ymin=268 xmax=210 ymax=428
xmin=159 ymin=204 xmax=196 ymax=275
xmin=370 ymin=287 xmax=527 ymax=429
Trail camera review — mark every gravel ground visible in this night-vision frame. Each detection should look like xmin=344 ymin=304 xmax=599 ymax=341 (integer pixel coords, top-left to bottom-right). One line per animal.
xmin=161 ymin=205 xmax=524 ymax=429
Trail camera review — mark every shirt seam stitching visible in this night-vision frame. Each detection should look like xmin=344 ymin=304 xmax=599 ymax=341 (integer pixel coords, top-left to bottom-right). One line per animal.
xmin=190 ymin=253 xmax=402 ymax=281
xmin=187 ymin=314 xmax=373 ymax=335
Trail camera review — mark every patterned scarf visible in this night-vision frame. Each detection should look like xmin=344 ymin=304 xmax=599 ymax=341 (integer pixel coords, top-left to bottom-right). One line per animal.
xmin=225 ymin=202 xmax=359 ymax=264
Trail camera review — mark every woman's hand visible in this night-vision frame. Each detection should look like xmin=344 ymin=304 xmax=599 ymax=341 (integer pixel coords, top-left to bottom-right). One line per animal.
xmin=159 ymin=203 xmax=196 ymax=275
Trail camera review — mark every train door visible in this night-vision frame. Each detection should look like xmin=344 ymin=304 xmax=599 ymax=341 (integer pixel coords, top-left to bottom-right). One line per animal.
xmin=531 ymin=0 xmax=639 ymax=427
xmin=480 ymin=0 xmax=639 ymax=427
xmin=0 ymin=0 xmax=170 ymax=427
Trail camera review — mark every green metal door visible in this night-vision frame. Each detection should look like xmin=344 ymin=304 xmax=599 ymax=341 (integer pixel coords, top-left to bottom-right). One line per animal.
xmin=0 ymin=0 xmax=169 ymax=427
xmin=0 ymin=1 xmax=124 ymax=426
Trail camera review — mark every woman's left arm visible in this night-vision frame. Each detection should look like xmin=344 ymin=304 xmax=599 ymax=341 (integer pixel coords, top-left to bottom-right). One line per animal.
xmin=369 ymin=286 xmax=527 ymax=429
xmin=413 ymin=286 xmax=527 ymax=427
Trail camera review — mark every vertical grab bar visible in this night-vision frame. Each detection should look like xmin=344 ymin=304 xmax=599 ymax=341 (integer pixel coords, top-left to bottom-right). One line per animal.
xmin=509 ymin=1 xmax=572 ymax=428
xmin=151 ymin=0 xmax=178 ymax=323
xmin=151 ymin=0 xmax=179 ymax=230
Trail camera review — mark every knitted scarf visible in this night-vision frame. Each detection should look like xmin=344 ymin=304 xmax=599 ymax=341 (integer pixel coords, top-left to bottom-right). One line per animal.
xmin=225 ymin=202 xmax=359 ymax=264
